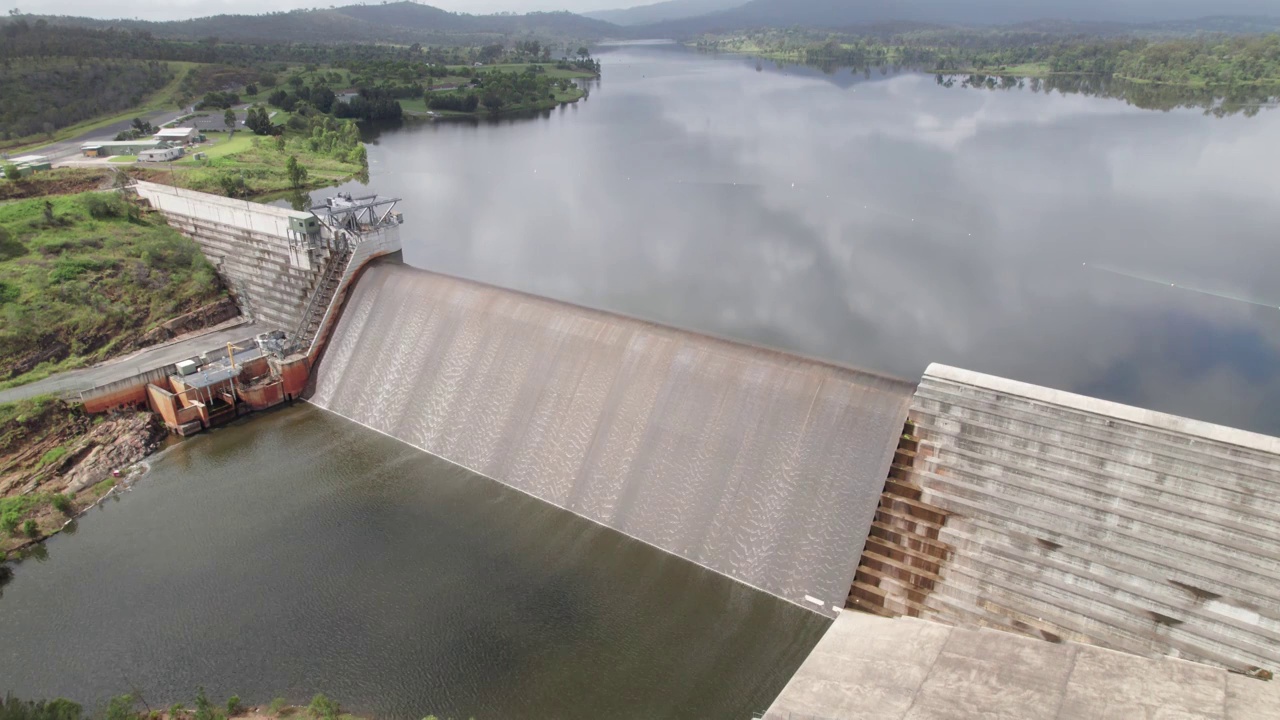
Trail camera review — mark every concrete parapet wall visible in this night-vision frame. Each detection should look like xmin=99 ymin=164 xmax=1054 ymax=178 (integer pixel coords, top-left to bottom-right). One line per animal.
xmin=81 ymin=364 xmax=179 ymax=413
xmin=870 ymin=363 xmax=1280 ymax=674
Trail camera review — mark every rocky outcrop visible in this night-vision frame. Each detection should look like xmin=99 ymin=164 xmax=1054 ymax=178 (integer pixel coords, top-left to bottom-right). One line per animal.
xmin=136 ymin=297 xmax=240 ymax=347
xmin=61 ymin=413 xmax=166 ymax=494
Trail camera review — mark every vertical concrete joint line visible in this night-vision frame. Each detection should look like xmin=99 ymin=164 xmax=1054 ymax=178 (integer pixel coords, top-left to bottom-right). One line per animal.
xmin=1050 ymin=644 xmax=1082 ymax=720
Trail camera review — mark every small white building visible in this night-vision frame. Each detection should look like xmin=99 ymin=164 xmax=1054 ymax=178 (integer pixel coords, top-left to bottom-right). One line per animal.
xmin=154 ymin=127 xmax=199 ymax=145
xmin=139 ymin=146 xmax=184 ymax=162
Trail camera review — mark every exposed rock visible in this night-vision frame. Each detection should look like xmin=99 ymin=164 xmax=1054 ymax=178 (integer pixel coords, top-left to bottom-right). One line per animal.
xmin=61 ymin=413 xmax=166 ymax=494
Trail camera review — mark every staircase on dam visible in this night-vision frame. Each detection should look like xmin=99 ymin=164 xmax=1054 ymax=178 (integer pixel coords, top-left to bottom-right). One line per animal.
xmin=849 ymin=363 xmax=1280 ymax=677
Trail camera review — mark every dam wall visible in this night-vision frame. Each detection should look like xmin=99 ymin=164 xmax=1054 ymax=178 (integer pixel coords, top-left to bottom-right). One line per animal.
xmin=850 ymin=363 xmax=1280 ymax=674
xmin=310 ymin=263 xmax=915 ymax=615
xmin=133 ymin=180 xmax=331 ymax=333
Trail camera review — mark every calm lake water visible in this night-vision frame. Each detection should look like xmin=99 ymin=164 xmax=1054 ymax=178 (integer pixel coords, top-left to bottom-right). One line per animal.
xmin=6 ymin=41 xmax=1280 ymax=720
xmin=332 ymin=42 xmax=1280 ymax=436
xmin=0 ymin=406 xmax=827 ymax=718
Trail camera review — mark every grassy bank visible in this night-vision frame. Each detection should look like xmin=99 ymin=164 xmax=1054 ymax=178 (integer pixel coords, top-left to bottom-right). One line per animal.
xmin=0 ymin=691 xmax=380 ymax=720
xmin=127 ymin=119 xmax=365 ymax=198
xmin=0 ymin=192 xmax=228 ymax=387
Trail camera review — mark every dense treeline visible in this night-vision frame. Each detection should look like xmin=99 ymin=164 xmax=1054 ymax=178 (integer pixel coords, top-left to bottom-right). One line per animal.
xmin=428 ymin=67 xmax=580 ymax=114
xmin=0 ymin=59 xmax=172 ymax=140
xmin=703 ymin=30 xmax=1280 ymax=87
xmin=0 ymin=20 xmax=590 ymax=68
xmin=940 ymin=72 xmax=1279 ymax=118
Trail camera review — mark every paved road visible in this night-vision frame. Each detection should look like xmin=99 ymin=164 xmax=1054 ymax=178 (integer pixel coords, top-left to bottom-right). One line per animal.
xmin=5 ymin=106 xmax=191 ymax=164
xmin=0 ymin=322 xmax=259 ymax=405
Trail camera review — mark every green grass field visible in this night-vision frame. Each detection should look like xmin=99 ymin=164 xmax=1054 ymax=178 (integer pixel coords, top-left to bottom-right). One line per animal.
xmin=0 ymin=192 xmax=226 ymax=387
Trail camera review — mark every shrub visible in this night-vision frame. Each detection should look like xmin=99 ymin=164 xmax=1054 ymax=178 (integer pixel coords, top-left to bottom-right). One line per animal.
xmin=169 ymin=703 xmax=186 ymax=718
xmin=82 ymin=193 xmax=127 ymax=219
xmin=225 ymin=697 xmax=241 ymax=717
xmin=22 ymin=519 xmax=37 ymax=537
xmin=1 ymin=511 xmax=18 ymax=534
xmin=51 ymin=494 xmax=73 ymax=515
xmin=193 ymin=688 xmax=217 ymax=720
xmin=306 ymin=695 xmax=338 ymax=720
xmin=39 ymin=446 xmax=68 ymax=468
xmin=105 ymin=695 xmax=136 ymax=720
xmin=267 ymin=699 xmax=287 ymax=717
xmin=0 ymin=226 xmax=25 ymax=261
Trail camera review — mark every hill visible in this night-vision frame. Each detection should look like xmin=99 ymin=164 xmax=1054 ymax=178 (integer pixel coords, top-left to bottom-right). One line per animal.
xmin=9 ymin=2 xmax=622 ymax=45
xmin=585 ymin=0 xmax=748 ymax=26
xmin=634 ymin=0 xmax=1280 ymax=37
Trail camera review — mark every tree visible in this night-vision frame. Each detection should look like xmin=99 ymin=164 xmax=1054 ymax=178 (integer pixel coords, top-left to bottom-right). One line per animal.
xmin=577 ymin=47 xmax=590 ymax=60
xmin=223 ymin=108 xmax=236 ymax=131
xmin=245 ymin=83 xmax=258 ymax=96
xmin=286 ymin=155 xmax=308 ymax=188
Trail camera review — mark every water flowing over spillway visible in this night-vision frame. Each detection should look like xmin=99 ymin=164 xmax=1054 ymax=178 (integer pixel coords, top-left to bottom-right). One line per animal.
xmin=311 ymin=263 xmax=914 ymax=614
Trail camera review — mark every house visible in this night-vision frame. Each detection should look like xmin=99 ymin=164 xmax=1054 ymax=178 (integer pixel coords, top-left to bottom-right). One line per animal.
xmin=2 ymin=155 xmax=50 ymax=177
xmin=139 ymin=146 xmax=184 ymax=162
xmin=154 ymin=127 xmax=199 ymax=145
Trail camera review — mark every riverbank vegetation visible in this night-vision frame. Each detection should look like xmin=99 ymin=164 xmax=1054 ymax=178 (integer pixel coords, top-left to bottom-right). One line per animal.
xmin=0 ymin=691 xmax=374 ymax=720
xmin=0 ymin=192 xmax=229 ymax=387
xmin=698 ymin=30 xmax=1280 ymax=87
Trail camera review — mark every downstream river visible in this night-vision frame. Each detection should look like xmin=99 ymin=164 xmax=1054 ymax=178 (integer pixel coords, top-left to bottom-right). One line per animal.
xmin=0 ymin=406 xmax=826 ymax=718
xmin=4 ymin=42 xmax=1280 ymax=719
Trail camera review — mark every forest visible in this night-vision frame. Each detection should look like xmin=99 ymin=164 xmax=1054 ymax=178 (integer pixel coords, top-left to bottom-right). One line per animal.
xmin=700 ymin=30 xmax=1280 ymax=87
xmin=0 ymin=59 xmax=173 ymax=141
xmin=426 ymin=66 xmax=585 ymax=114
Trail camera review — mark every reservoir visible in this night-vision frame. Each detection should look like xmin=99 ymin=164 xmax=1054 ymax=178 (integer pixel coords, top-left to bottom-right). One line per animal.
xmin=339 ymin=42 xmax=1280 ymax=436
xmin=3 ymin=41 xmax=1280 ymax=718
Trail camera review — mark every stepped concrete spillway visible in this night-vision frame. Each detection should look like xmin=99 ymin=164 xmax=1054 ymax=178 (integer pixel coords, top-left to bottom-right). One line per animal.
xmin=135 ymin=180 xmax=346 ymax=335
xmin=309 ymin=263 xmax=915 ymax=615
xmin=852 ymin=364 xmax=1280 ymax=675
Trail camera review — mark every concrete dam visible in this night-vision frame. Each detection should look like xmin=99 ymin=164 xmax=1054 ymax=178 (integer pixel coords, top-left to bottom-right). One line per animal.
xmin=310 ymin=262 xmax=916 ymax=615
xmin=113 ymin=183 xmax=1280 ymax=706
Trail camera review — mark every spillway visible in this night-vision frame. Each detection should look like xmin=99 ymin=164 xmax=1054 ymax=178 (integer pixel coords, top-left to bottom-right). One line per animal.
xmin=310 ymin=262 xmax=914 ymax=614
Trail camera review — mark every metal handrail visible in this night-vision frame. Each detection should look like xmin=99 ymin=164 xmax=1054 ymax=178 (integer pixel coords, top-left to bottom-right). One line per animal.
xmin=288 ymin=246 xmax=352 ymax=354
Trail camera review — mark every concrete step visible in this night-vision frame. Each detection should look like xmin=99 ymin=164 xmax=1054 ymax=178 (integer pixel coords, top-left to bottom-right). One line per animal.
xmin=911 ymin=404 xmax=1280 ymax=512
xmin=911 ymin=431 xmax=1280 ymax=544
xmin=942 ymin=548 xmax=1276 ymax=672
xmin=914 ymin=439 xmax=1280 ymax=558
xmin=915 ymin=379 xmax=1280 ymax=478
xmin=948 ymin=514 xmax=1280 ymax=622
xmin=918 ymin=477 xmax=1280 ymax=600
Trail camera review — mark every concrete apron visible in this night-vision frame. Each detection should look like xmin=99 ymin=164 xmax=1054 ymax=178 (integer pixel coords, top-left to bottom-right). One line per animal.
xmin=763 ymin=611 xmax=1280 ymax=720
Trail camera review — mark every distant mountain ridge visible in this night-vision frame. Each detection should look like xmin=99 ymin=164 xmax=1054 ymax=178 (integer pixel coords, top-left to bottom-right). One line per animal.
xmin=585 ymin=0 xmax=749 ymax=27
xmin=9 ymin=0 xmax=1278 ymax=47
xmin=630 ymin=0 xmax=1280 ymax=36
xmin=11 ymin=2 xmax=621 ymax=44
